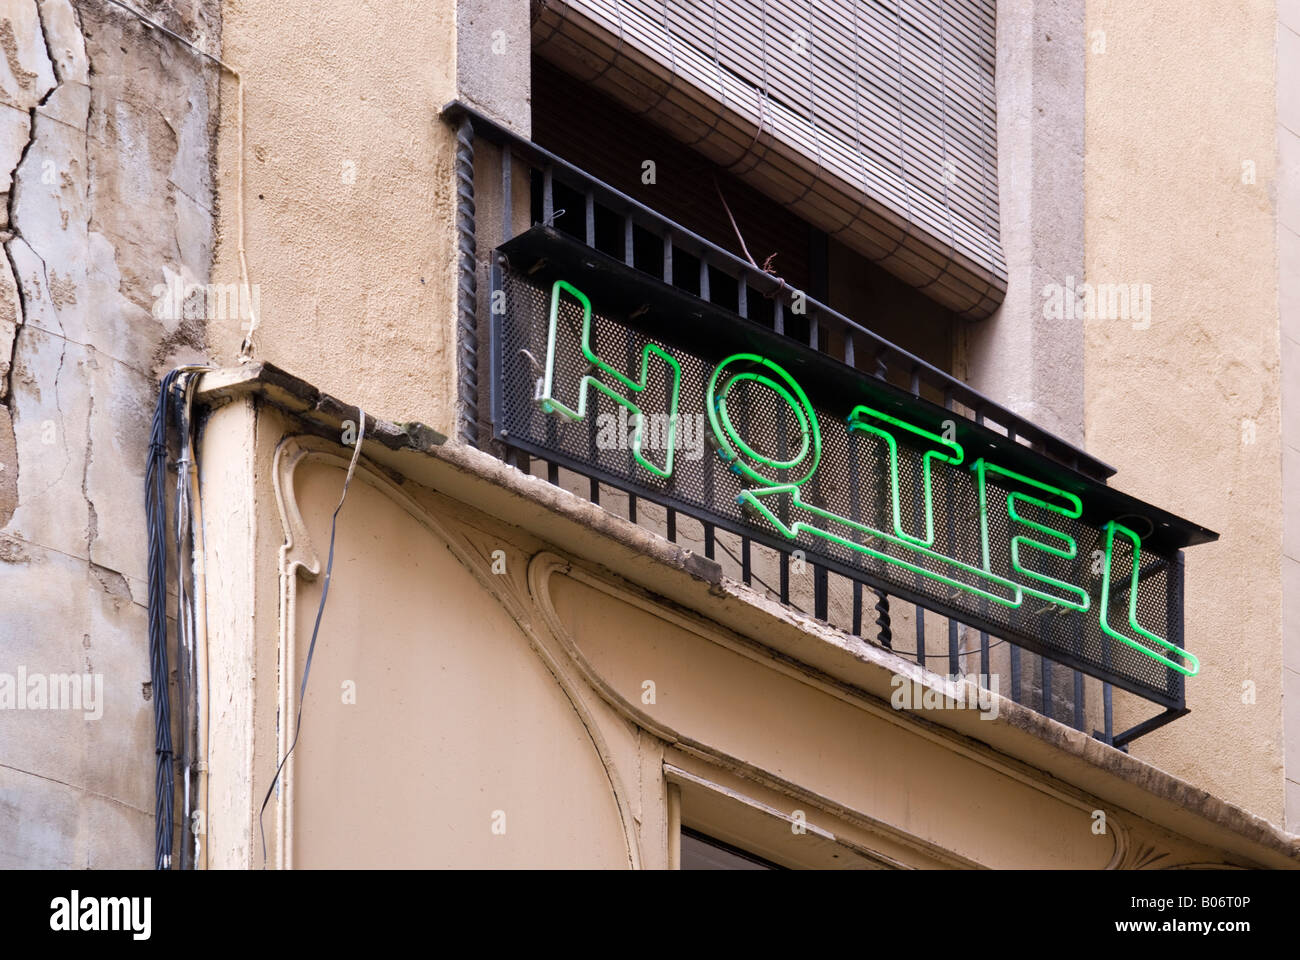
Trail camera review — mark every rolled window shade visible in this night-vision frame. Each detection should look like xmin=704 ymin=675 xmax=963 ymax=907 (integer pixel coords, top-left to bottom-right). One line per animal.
xmin=532 ymin=0 xmax=1006 ymax=319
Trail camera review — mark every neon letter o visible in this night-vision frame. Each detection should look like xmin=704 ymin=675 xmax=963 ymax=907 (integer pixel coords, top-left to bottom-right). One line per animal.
xmin=706 ymin=353 xmax=821 ymax=487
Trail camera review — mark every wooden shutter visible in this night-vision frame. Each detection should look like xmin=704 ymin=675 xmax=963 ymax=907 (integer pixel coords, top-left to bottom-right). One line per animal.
xmin=532 ymin=0 xmax=1006 ymax=319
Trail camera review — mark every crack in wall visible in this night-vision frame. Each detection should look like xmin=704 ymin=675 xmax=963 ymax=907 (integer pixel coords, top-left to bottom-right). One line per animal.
xmin=80 ymin=390 xmax=95 ymax=552
xmin=3 ymin=1 xmax=61 ymax=402
xmin=3 ymin=122 xmax=34 ymax=404
xmin=3 ymin=1 xmax=59 ymax=413
xmin=1 ymin=0 xmax=223 ymax=866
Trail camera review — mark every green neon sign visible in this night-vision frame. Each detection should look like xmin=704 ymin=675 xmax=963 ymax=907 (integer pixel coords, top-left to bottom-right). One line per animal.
xmin=1100 ymin=521 xmax=1200 ymax=676
xmin=707 ymin=353 xmax=821 ymax=487
xmin=539 ymin=280 xmax=682 ymax=478
xmin=533 ymin=279 xmax=1198 ymax=677
xmin=848 ymin=405 xmax=963 ymax=548
xmin=737 ymin=482 xmax=1023 ymax=608
xmin=973 ymin=459 xmax=1090 ymax=613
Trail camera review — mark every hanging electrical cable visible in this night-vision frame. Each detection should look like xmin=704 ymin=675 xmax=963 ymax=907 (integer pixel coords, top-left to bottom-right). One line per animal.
xmin=149 ymin=368 xmax=363 ymax=868
xmin=174 ymin=372 xmax=199 ymax=870
xmin=146 ymin=370 xmax=182 ymax=870
xmin=258 ymin=411 xmax=367 ymax=866
xmin=146 ymin=365 xmax=211 ymax=870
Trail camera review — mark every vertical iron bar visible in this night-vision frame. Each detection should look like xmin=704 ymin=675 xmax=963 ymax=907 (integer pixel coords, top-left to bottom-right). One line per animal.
xmin=1010 ymin=646 xmax=1021 ymax=702
xmin=874 ymin=591 xmax=892 ymax=649
xmin=653 ymin=231 xmax=674 ymax=535
xmin=814 ymin=565 xmax=828 ymax=621
xmin=455 ymin=116 xmax=479 ymax=448
xmin=700 ymin=256 xmax=715 ymax=538
xmin=742 ymin=536 xmax=752 ymax=585
xmin=1172 ymin=550 xmax=1187 ymax=708
xmin=620 ymin=215 xmax=638 ymax=521
xmin=1100 ymin=566 xmax=1116 ymax=739
xmin=845 ymin=340 xmax=867 ymax=635
xmin=489 ymin=256 xmax=504 ymax=450
xmin=587 ymin=240 xmax=600 ymax=503
xmin=975 ymin=411 xmax=990 ymax=684
xmin=943 ymin=386 xmax=959 ymax=676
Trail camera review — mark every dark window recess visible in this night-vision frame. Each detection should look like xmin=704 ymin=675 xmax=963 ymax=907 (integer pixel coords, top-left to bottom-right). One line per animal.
xmin=680 ymin=828 xmax=783 ymax=870
xmin=530 ymin=56 xmax=956 ymax=375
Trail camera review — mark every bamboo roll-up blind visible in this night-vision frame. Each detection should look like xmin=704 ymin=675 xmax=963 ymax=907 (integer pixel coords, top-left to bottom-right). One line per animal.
xmin=532 ymin=0 xmax=1006 ymax=319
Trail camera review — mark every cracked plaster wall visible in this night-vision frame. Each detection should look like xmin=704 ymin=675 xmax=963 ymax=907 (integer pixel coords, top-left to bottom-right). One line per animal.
xmin=0 ymin=0 xmax=219 ymax=867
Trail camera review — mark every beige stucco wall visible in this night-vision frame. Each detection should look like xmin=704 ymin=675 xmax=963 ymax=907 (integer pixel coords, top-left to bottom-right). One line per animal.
xmin=1276 ymin=0 xmax=1300 ymax=832
xmin=1084 ymin=0 xmax=1284 ymax=822
xmin=210 ymin=0 xmax=468 ymax=437
xmin=204 ymin=0 xmax=545 ymax=869
xmin=284 ymin=455 xmax=632 ymax=867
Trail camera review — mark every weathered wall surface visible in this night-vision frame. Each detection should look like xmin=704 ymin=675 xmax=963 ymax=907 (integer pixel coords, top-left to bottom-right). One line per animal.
xmin=1277 ymin=0 xmax=1300 ymax=832
xmin=1084 ymin=0 xmax=1283 ymax=822
xmin=210 ymin=0 xmax=464 ymax=436
xmin=0 ymin=0 xmax=219 ymax=867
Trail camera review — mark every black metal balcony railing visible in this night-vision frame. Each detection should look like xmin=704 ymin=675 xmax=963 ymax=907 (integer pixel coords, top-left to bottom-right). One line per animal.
xmin=442 ymin=101 xmax=1212 ymax=749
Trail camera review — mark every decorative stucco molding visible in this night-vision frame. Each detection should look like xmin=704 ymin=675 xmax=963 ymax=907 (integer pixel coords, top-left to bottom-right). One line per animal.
xmin=271 ymin=434 xmax=643 ymax=869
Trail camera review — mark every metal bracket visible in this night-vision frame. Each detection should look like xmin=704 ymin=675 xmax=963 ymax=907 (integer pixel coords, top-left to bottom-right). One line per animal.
xmin=1097 ymin=706 xmax=1190 ymax=752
